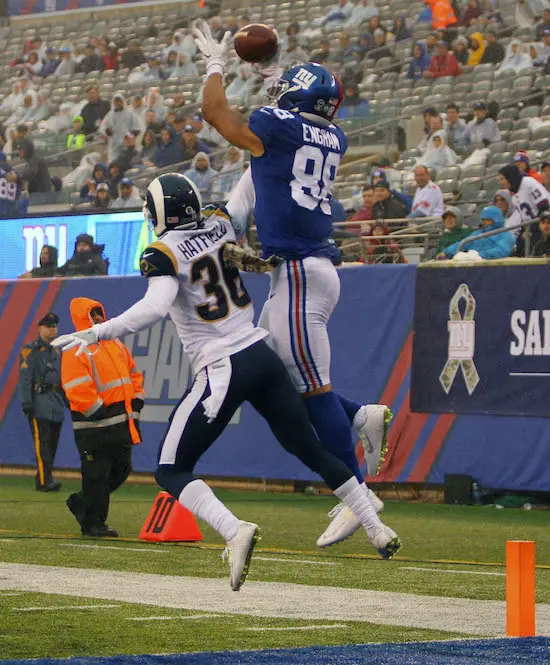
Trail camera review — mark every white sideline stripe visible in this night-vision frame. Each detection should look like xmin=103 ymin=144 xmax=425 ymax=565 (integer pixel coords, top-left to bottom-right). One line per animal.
xmin=509 ymin=372 xmax=550 ymax=377
xmin=254 ymin=556 xmax=337 ymax=566
xmin=13 ymin=604 xmax=121 ymax=612
xmin=126 ymin=614 xmax=223 ymax=621
xmin=0 ymin=592 xmax=22 ymax=596
xmin=5 ymin=562 xmax=550 ymax=636
xmin=244 ymin=624 xmax=349 ymax=632
xmin=62 ymin=544 xmax=166 ymax=553
xmin=401 ymin=566 xmax=505 ymax=577
xmin=0 ymin=539 xmax=16 ymax=543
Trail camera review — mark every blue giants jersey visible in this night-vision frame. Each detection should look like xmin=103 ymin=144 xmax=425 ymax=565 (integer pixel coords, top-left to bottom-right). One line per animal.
xmin=249 ymin=106 xmax=347 ymax=260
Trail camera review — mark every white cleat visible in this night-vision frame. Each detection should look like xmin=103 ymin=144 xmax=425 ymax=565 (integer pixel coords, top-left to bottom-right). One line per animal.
xmin=316 ymin=491 xmax=383 ymax=549
xmin=222 ymin=520 xmax=260 ymax=591
xmin=369 ymin=524 xmax=402 ymax=560
xmin=354 ymin=404 xmax=393 ymax=477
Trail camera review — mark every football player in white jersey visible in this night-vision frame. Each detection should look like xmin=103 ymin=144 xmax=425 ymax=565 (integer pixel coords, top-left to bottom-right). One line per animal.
xmin=192 ymin=20 xmax=396 ymax=550
xmin=53 ymin=173 xmax=401 ymax=592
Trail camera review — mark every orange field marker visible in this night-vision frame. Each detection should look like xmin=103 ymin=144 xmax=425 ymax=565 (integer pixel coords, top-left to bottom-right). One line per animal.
xmin=506 ymin=540 xmax=536 ymax=637
xmin=139 ymin=491 xmax=203 ymax=543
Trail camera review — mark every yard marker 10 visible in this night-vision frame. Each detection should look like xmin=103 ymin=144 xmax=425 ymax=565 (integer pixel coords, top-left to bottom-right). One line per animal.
xmin=139 ymin=491 xmax=203 ymax=542
xmin=506 ymin=540 xmax=536 ymax=637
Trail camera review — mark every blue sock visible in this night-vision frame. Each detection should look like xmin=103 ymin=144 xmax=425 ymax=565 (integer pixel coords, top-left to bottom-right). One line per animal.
xmin=336 ymin=393 xmax=362 ymax=425
xmin=304 ymin=392 xmax=363 ymax=483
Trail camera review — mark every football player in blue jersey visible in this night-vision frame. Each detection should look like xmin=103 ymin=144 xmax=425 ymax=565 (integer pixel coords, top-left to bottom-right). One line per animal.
xmin=193 ymin=21 xmax=400 ymax=553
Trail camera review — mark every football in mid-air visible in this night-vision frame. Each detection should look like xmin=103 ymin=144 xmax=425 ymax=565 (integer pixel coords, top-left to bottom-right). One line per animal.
xmin=234 ymin=23 xmax=278 ymax=63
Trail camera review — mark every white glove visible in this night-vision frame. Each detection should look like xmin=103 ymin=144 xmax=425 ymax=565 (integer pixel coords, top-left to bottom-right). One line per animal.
xmin=193 ymin=19 xmax=232 ymax=78
xmin=51 ymin=328 xmax=99 ymax=356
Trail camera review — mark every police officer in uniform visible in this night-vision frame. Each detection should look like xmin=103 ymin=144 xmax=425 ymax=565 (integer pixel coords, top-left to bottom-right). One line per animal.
xmin=19 ymin=312 xmax=66 ymax=491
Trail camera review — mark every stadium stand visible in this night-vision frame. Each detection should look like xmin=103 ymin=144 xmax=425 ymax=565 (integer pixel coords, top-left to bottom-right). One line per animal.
xmin=0 ymin=0 xmax=549 ymax=264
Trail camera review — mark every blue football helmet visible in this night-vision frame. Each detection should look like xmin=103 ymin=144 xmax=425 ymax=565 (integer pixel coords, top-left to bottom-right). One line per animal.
xmin=145 ymin=173 xmax=203 ymax=237
xmin=274 ymin=63 xmax=343 ymax=122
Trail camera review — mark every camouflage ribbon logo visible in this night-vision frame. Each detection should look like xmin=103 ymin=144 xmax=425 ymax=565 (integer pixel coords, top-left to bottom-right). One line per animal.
xmin=439 ymin=283 xmax=480 ymax=395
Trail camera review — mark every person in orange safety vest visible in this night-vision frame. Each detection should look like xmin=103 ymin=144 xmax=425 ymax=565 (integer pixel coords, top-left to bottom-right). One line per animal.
xmin=61 ymin=297 xmax=145 ymax=537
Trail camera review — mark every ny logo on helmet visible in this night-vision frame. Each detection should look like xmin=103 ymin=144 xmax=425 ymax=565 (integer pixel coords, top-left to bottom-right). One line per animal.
xmin=292 ymin=68 xmax=317 ymax=90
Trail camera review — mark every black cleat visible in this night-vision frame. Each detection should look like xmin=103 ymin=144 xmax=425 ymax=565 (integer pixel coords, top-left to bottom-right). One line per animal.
xmin=36 ymin=480 xmax=62 ymax=492
xmin=66 ymin=493 xmax=86 ymax=527
xmin=81 ymin=523 xmax=119 ymax=538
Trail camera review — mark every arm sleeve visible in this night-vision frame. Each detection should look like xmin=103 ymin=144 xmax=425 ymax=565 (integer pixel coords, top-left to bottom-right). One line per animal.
xmin=481 ymin=233 xmax=515 ymax=259
xmin=61 ymin=352 xmax=103 ymax=416
xmin=226 ymin=166 xmax=255 ymax=239
xmin=18 ymin=349 xmax=34 ymax=409
xmin=94 ymin=275 xmax=180 ymax=341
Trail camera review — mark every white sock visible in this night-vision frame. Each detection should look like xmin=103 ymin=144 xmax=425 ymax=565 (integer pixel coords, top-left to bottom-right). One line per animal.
xmin=334 ymin=477 xmax=382 ymax=540
xmin=179 ymin=479 xmax=239 ymax=542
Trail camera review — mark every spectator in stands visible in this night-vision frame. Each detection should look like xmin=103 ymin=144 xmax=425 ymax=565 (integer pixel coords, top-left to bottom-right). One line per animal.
xmin=225 ymin=16 xmax=239 ymax=37
xmin=453 ymin=36 xmax=469 ymax=64
xmin=144 ymin=110 xmax=162 ymax=138
xmin=417 ymin=130 xmax=458 ymax=171
xmin=138 ymin=129 xmax=157 ymax=166
xmin=533 ymin=29 xmax=550 ymax=67
xmin=195 ymin=115 xmax=227 ymax=149
xmin=78 ymin=43 xmax=105 ymax=74
xmin=467 ymin=102 xmax=500 ymax=145
xmin=56 ymin=45 xmax=76 ymax=77
xmin=439 ymin=206 xmax=514 ymax=260
xmin=409 ymin=165 xmax=445 ymax=218
xmin=169 ymin=52 xmax=198 ymax=79
xmin=141 ymin=54 xmax=165 ymax=82
xmin=445 ymin=103 xmax=469 ymax=154
xmin=144 ymin=87 xmax=167 ymax=120
xmin=104 ymin=43 xmax=119 ymax=71
xmin=23 ymin=245 xmax=58 ymax=278
xmin=364 ymin=222 xmax=406 ymax=264
xmin=425 ymin=0 xmax=458 ymax=31
xmin=515 ymin=151 xmax=542 ymax=183
xmin=493 ymin=190 xmax=514 ymax=221
xmin=423 ymin=32 xmax=440 ymax=57
xmin=344 ymin=0 xmax=379 ymax=28
xmin=280 ymin=23 xmax=309 ymax=51
xmin=461 ymin=0 xmax=482 ymax=25
xmin=435 ymin=206 xmax=472 ymax=257
xmin=110 ymin=178 xmax=142 ymax=209
xmin=392 ymin=16 xmax=412 ymax=41
xmin=22 ymin=51 xmax=42 ymax=77
xmin=89 ymin=182 xmax=112 ymax=210
xmin=541 ymin=162 xmax=550 ymax=190
xmin=144 ymin=127 xmax=181 ymax=169
xmin=371 ymin=168 xmax=412 ymax=211
xmin=481 ymin=28 xmax=505 ymax=65
xmin=1 ymin=81 xmax=23 ymax=111
xmin=424 ymin=40 xmax=461 ymax=78
xmin=121 ymin=40 xmax=147 ymax=70
xmin=210 ymin=16 xmax=225 ymax=41
xmin=498 ymin=40 xmax=532 ymax=72
xmin=407 ymin=43 xmax=431 ymax=80
xmin=372 ymin=182 xmax=408 ymax=219
xmin=171 ymin=92 xmax=187 ymax=113
xmin=536 ymin=8 xmax=550 ymax=40
xmin=532 ymin=211 xmax=550 ymax=256
xmin=279 ymin=36 xmax=309 ymax=69
xmin=467 ymin=32 xmax=485 ymax=66
xmin=117 ymin=133 xmax=140 ymax=173
xmin=184 ymin=152 xmax=218 ymax=197
xmin=66 ymin=116 xmax=86 ymax=151
xmin=101 ymin=94 xmax=141 ymax=163
xmin=181 ymin=124 xmax=210 ymax=162
xmin=79 ymin=162 xmax=108 ymax=201
xmin=107 ymin=162 xmax=123 ymax=199
xmin=58 ymin=234 xmax=107 ymax=277
xmin=40 ymin=47 xmax=59 ymax=78
xmin=351 ymin=186 xmax=376 ymax=227
xmin=319 ymin=0 xmax=353 ymax=27
xmin=368 ymin=29 xmax=394 ymax=63
xmin=311 ymin=39 xmax=334 ymax=63
xmin=338 ymin=84 xmax=370 ymax=119
xmin=81 ymin=86 xmax=110 ymax=136
xmin=217 ymin=146 xmax=244 ymax=196
xmin=130 ymin=95 xmax=146 ymax=127
xmin=6 ymin=91 xmax=35 ymax=126
xmin=19 ymin=140 xmax=51 ymax=193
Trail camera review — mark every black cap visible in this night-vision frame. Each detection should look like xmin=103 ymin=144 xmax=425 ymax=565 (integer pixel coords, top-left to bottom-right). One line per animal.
xmin=540 ymin=210 xmax=550 ymax=221
xmin=473 ymin=102 xmax=488 ymax=111
xmin=38 ymin=312 xmax=59 ymax=327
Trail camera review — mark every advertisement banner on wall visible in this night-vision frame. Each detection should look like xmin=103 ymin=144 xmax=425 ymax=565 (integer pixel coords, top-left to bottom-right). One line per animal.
xmin=0 ymin=210 xmax=152 ymax=279
xmin=411 ymin=263 xmax=550 ymax=417
xmin=8 ymin=0 xmax=143 ymax=15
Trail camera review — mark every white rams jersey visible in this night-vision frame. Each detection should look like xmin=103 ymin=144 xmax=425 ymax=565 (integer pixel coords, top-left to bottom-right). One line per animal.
xmin=139 ymin=207 xmax=267 ymax=371
xmin=507 ymin=176 xmax=550 ymax=228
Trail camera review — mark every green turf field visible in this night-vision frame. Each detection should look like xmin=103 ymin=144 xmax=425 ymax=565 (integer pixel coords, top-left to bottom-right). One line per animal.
xmin=0 ymin=475 xmax=549 ymax=659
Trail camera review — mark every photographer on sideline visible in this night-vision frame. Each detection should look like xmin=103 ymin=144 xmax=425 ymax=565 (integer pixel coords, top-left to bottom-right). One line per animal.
xmin=18 ymin=312 xmax=66 ymax=491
